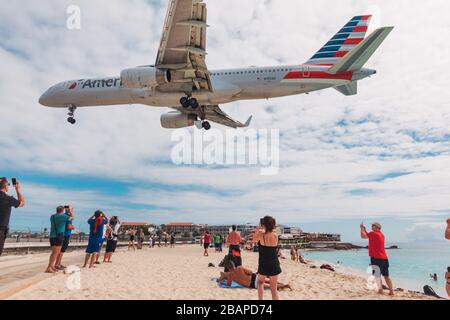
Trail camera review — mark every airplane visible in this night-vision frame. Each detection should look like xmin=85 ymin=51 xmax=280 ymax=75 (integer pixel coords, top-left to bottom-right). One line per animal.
xmin=39 ymin=0 xmax=393 ymax=131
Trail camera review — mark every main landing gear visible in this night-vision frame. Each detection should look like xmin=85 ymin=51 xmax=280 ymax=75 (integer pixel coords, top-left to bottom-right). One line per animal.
xmin=67 ymin=105 xmax=77 ymax=124
xmin=202 ymin=121 xmax=211 ymax=130
xmin=180 ymin=96 xmax=199 ymax=109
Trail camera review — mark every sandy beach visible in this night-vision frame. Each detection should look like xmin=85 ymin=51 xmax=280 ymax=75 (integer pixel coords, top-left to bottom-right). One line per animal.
xmin=1 ymin=245 xmax=434 ymax=300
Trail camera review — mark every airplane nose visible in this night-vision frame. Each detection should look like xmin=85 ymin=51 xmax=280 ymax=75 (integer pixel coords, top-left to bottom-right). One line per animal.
xmin=39 ymin=90 xmax=52 ymax=106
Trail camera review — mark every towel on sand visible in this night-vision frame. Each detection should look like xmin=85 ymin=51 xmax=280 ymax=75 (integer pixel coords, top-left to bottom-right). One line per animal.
xmin=213 ymin=278 xmax=245 ymax=289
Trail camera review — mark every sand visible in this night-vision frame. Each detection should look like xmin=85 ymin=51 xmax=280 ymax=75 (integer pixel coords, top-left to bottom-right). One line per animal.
xmin=5 ymin=245 xmax=434 ymax=300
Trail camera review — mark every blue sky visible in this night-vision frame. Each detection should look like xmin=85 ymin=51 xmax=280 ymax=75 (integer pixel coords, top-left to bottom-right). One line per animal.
xmin=1 ymin=0 xmax=450 ymax=242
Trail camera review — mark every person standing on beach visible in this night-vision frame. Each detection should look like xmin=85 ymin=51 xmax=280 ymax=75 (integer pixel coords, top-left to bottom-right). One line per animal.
xmin=203 ymin=230 xmax=211 ymax=256
xmin=170 ymin=232 xmax=175 ymax=248
xmin=0 ymin=177 xmax=25 ymax=256
xmin=83 ymin=211 xmax=107 ymax=268
xmin=290 ymin=245 xmax=298 ymax=262
xmin=253 ymin=216 xmax=282 ymax=300
xmin=45 ymin=206 xmax=73 ymax=273
xmin=360 ymin=222 xmax=394 ymax=295
xmin=227 ymin=225 xmax=242 ymax=254
xmin=55 ymin=206 xmax=75 ymax=270
xmin=104 ymin=216 xmax=121 ymax=263
xmin=128 ymin=229 xmax=136 ymax=251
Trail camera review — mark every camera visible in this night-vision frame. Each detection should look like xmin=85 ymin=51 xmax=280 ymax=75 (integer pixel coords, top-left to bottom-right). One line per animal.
xmin=11 ymin=178 xmax=17 ymax=186
xmin=64 ymin=205 xmax=70 ymax=209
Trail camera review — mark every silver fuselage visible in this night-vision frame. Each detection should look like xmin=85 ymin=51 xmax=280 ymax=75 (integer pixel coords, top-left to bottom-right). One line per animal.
xmin=39 ymin=64 xmax=375 ymax=109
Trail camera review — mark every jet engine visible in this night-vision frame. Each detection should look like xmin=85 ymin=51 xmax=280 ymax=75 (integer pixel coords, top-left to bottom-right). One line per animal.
xmin=160 ymin=112 xmax=197 ymax=129
xmin=120 ymin=66 xmax=171 ymax=89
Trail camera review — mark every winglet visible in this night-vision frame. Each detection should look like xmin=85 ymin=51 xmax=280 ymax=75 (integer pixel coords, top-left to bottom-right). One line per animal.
xmin=328 ymin=26 xmax=394 ymax=74
xmin=244 ymin=116 xmax=253 ymax=127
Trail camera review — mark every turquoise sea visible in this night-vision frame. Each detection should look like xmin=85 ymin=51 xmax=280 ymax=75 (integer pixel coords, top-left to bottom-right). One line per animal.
xmin=302 ymin=242 xmax=449 ymax=298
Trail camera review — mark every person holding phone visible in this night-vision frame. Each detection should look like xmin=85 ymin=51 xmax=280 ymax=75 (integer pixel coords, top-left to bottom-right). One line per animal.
xmin=253 ymin=216 xmax=282 ymax=300
xmin=55 ymin=206 xmax=75 ymax=270
xmin=83 ymin=211 xmax=108 ymax=268
xmin=360 ymin=222 xmax=394 ymax=295
xmin=0 ymin=177 xmax=25 ymax=256
xmin=45 ymin=206 xmax=73 ymax=273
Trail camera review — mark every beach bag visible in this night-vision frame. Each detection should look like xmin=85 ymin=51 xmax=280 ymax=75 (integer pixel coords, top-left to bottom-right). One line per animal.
xmin=423 ymin=285 xmax=440 ymax=298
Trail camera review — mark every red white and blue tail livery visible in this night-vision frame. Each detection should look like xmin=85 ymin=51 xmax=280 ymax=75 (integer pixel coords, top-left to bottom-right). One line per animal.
xmin=307 ymin=15 xmax=372 ymax=66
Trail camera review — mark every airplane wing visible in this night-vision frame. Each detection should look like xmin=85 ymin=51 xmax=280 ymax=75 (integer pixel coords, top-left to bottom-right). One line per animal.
xmin=155 ymin=0 xmax=212 ymax=94
xmin=203 ymin=105 xmax=252 ymax=128
xmin=172 ymin=105 xmax=252 ymax=129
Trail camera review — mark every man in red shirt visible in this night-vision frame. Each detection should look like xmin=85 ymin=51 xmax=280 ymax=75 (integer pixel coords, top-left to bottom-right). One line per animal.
xmin=360 ymin=222 xmax=394 ymax=295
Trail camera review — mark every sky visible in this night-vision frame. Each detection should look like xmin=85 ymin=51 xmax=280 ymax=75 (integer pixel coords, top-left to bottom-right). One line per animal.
xmin=0 ymin=0 xmax=450 ymax=243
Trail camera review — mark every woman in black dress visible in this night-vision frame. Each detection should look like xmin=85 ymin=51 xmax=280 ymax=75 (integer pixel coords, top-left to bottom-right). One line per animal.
xmin=253 ymin=216 xmax=282 ymax=300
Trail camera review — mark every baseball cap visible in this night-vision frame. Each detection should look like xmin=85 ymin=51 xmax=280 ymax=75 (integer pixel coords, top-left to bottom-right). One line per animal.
xmin=371 ymin=222 xmax=382 ymax=229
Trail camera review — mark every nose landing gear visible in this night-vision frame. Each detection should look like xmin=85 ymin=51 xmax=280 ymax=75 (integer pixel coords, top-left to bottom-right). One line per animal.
xmin=67 ymin=105 xmax=77 ymax=125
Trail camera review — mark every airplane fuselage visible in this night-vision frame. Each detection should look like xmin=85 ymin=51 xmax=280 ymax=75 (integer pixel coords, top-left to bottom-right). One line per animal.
xmin=39 ymin=64 xmax=375 ymax=109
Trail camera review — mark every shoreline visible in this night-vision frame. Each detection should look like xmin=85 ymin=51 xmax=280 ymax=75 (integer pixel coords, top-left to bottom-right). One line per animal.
xmin=3 ymin=245 xmax=436 ymax=300
xmin=301 ymin=249 xmax=448 ymax=299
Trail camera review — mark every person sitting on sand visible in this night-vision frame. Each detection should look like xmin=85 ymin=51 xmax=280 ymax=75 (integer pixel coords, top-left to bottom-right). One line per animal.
xmin=217 ymin=260 xmax=291 ymax=291
xmin=360 ymin=222 xmax=394 ymax=296
xmin=83 ymin=211 xmax=107 ymax=268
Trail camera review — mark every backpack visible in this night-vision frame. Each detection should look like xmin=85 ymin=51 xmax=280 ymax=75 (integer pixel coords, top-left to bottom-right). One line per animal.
xmin=423 ymin=285 xmax=441 ymax=299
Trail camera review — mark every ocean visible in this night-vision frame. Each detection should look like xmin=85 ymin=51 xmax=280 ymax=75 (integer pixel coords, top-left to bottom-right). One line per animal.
xmin=301 ymin=242 xmax=449 ymax=298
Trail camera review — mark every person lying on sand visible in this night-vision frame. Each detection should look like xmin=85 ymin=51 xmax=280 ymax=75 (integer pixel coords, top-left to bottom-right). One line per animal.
xmin=217 ymin=260 xmax=291 ymax=291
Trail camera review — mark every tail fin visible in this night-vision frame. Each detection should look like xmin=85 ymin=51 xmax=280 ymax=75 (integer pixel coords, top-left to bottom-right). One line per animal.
xmin=328 ymin=27 xmax=394 ymax=74
xmin=306 ymin=15 xmax=372 ymax=66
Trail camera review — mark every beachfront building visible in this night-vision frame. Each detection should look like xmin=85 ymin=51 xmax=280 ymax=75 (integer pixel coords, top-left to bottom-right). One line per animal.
xmin=164 ymin=222 xmax=204 ymax=237
xmin=120 ymin=222 xmax=149 ymax=235
xmin=206 ymin=224 xmax=257 ymax=238
xmin=305 ymin=233 xmax=341 ymax=242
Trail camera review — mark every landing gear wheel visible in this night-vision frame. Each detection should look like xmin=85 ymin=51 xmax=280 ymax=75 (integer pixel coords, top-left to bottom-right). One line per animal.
xmin=67 ymin=105 xmax=77 ymax=125
xmin=202 ymin=121 xmax=211 ymax=131
xmin=189 ymin=98 xmax=199 ymax=109
xmin=180 ymin=97 xmax=189 ymax=108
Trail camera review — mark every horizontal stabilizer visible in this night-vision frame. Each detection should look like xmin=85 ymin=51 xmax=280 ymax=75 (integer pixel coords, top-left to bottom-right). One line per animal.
xmin=334 ymin=81 xmax=357 ymax=96
xmin=328 ymin=27 xmax=394 ymax=74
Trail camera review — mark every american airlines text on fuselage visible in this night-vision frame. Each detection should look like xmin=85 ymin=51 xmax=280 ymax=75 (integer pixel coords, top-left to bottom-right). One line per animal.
xmin=70 ymin=78 xmax=122 ymax=90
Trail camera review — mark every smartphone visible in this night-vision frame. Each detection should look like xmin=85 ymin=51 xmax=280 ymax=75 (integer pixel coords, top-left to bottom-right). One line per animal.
xmin=259 ymin=218 xmax=264 ymax=226
xmin=64 ymin=205 xmax=70 ymax=209
xmin=11 ymin=178 xmax=17 ymax=186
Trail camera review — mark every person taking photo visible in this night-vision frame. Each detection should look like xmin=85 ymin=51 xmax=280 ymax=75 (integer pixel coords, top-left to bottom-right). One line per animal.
xmin=0 ymin=177 xmax=25 ymax=256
